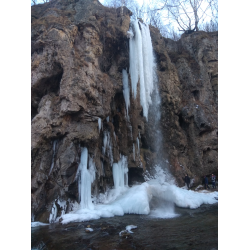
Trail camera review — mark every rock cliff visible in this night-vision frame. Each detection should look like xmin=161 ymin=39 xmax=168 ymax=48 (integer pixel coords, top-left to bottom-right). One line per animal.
xmin=31 ymin=0 xmax=218 ymax=222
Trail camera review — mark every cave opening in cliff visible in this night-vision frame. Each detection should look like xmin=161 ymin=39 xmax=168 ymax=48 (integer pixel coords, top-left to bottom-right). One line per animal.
xmin=128 ymin=167 xmax=144 ymax=185
xmin=192 ymin=90 xmax=199 ymax=100
xmin=113 ymin=92 xmax=125 ymax=115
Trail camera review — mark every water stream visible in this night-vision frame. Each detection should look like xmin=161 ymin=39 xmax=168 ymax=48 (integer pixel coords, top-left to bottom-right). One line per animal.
xmin=32 ymin=204 xmax=218 ymax=250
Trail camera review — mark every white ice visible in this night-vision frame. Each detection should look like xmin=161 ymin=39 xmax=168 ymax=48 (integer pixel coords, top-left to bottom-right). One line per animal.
xmin=127 ymin=20 xmax=157 ymax=120
xmin=126 ymin=225 xmax=137 ymax=233
xmin=56 ymin=164 xmax=217 ymax=225
xmin=112 ymin=155 xmax=128 ymax=189
xmin=137 ymin=137 xmax=140 ymax=156
xmin=49 ymin=140 xmax=57 ymax=175
xmin=122 ymin=69 xmax=130 ymax=119
xmin=119 ymin=230 xmax=128 ymax=236
xmin=102 ymin=131 xmax=113 ymax=166
xmin=98 ymin=118 xmax=102 ymax=133
xmin=31 ymin=222 xmax=49 ymax=227
xmin=49 ymin=201 xmax=57 ymax=223
xmin=77 ymin=148 xmax=96 ymax=210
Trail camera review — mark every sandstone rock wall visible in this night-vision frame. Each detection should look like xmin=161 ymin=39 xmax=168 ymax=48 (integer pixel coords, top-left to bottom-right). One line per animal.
xmin=31 ymin=0 xmax=218 ymax=222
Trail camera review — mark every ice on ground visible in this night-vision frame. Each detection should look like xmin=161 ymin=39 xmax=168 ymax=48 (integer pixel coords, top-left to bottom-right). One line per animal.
xmin=126 ymin=225 xmax=137 ymax=233
xmin=195 ymin=185 xmax=204 ymax=191
xmin=85 ymin=228 xmax=93 ymax=232
xmin=119 ymin=230 xmax=128 ymax=236
xmin=49 ymin=164 xmax=218 ymax=225
xmin=149 ymin=207 xmax=179 ymax=219
xmin=31 ymin=222 xmax=49 ymax=227
xmin=58 ymin=180 xmax=217 ymax=224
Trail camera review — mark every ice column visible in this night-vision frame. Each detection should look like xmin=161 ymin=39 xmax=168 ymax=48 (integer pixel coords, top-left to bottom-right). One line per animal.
xmin=102 ymin=131 xmax=113 ymax=166
xmin=137 ymin=137 xmax=140 ymax=156
xmin=77 ymin=147 xmax=96 ymax=209
xmin=98 ymin=118 xmax=102 ymax=133
xmin=112 ymin=155 xmax=128 ymax=189
xmin=122 ymin=69 xmax=130 ymax=118
xmin=49 ymin=140 xmax=57 ymax=175
xmin=49 ymin=202 xmax=57 ymax=223
xmin=127 ymin=20 xmax=157 ymax=120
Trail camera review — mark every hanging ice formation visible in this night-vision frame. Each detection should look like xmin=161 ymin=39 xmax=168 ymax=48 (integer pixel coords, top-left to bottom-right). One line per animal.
xmin=102 ymin=131 xmax=113 ymax=166
xmin=127 ymin=20 xmax=157 ymax=121
xmin=49 ymin=201 xmax=57 ymax=223
xmin=49 ymin=140 xmax=57 ymax=175
xmin=98 ymin=118 xmax=102 ymax=133
xmin=122 ymin=69 xmax=130 ymax=119
xmin=112 ymin=155 xmax=128 ymax=189
xmin=128 ymin=125 xmax=133 ymax=138
xmin=137 ymin=137 xmax=140 ymax=156
xmin=76 ymin=147 xmax=96 ymax=209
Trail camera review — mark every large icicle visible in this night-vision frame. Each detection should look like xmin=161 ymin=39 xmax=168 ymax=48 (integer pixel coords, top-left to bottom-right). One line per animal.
xmin=137 ymin=137 xmax=140 ymax=156
xmin=127 ymin=20 xmax=157 ymax=120
xmin=128 ymin=25 xmax=138 ymax=99
xmin=102 ymin=131 xmax=113 ymax=166
xmin=49 ymin=140 xmax=57 ymax=175
xmin=112 ymin=155 xmax=128 ymax=189
xmin=77 ymin=147 xmax=96 ymax=209
xmin=122 ymin=69 xmax=130 ymax=118
xmin=98 ymin=118 xmax=102 ymax=133
xmin=49 ymin=201 xmax=57 ymax=223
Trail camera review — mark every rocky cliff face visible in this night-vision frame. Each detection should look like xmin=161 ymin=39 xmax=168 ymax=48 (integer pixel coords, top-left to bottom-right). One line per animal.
xmin=31 ymin=0 xmax=218 ymax=222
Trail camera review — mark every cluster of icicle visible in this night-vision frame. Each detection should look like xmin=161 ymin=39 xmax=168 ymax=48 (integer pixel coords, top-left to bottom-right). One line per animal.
xmin=75 ymin=147 xmax=96 ymax=209
xmin=112 ymin=154 xmax=128 ymax=189
xmin=102 ymin=131 xmax=113 ymax=166
xmin=123 ymin=20 xmax=157 ymax=121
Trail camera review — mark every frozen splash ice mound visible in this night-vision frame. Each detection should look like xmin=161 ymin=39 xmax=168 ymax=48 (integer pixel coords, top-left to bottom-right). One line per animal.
xmin=57 ymin=164 xmax=217 ymax=224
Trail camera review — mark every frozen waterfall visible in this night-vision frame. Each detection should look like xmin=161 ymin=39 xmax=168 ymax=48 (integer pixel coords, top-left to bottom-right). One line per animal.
xmin=112 ymin=155 xmax=128 ymax=189
xmin=122 ymin=69 xmax=130 ymax=119
xmin=127 ymin=20 xmax=157 ymax=120
xmin=77 ymin=147 xmax=96 ymax=209
xmin=37 ymin=19 xmax=218 ymax=227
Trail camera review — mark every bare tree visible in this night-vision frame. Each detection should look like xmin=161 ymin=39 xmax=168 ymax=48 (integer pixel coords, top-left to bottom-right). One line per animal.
xmin=148 ymin=0 xmax=218 ymax=32
xmin=199 ymin=19 xmax=218 ymax=32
